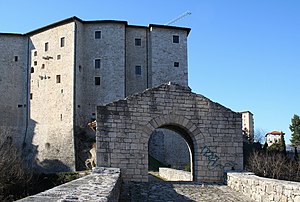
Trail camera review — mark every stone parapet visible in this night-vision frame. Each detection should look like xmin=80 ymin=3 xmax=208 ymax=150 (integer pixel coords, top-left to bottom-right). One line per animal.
xmin=226 ymin=172 xmax=300 ymax=202
xmin=159 ymin=167 xmax=191 ymax=181
xmin=18 ymin=167 xmax=121 ymax=202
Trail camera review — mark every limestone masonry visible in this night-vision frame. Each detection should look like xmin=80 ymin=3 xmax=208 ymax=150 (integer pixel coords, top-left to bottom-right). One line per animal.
xmin=0 ymin=16 xmax=190 ymax=171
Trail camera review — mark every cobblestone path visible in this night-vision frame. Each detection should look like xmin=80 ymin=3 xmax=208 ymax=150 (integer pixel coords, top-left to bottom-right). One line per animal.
xmin=120 ymin=175 xmax=253 ymax=202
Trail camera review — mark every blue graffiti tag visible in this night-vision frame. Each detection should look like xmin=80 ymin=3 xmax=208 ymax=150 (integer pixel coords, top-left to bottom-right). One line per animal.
xmin=200 ymin=146 xmax=237 ymax=170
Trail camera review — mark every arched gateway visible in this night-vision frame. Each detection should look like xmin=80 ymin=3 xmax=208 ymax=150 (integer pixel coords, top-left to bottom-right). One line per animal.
xmin=96 ymin=83 xmax=243 ymax=182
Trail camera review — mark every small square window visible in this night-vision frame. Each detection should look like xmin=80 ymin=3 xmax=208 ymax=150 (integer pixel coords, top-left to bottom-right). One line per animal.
xmin=174 ymin=62 xmax=179 ymax=67
xmin=34 ymin=51 xmax=37 ymax=56
xmin=95 ymin=31 xmax=101 ymax=39
xmin=60 ymin=37 xmax=65 ymax=47
xmin=95 ymin=77 xmax=101 ymax=85
xmin=173 ymin=35 xmax=179 ymax=43
xmin=57 ymin=55 xmax=61 ymax=60
xmin=95 ymin=59 xmax=101 ymax=69
xmin=34 ymin=61 xmax=37 ymax=66
xmin=135 ymin=66 xmax=141 ymax=75
xmin=56 ymin=75 xmax=61 ymax=83
xmin=135 ymin=38 xmax=141 ymax=46
xmin=14 ymin=56 xmax=18 ymax=62
xmin=45 ymin=42 xmax=49 ymax=51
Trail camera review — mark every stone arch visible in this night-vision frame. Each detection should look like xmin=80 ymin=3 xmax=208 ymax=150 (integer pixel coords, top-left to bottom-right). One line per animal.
xmin=144 ymin=115 xmax=203 ymax=181
xmin=96 ymin=83 xmax=243 ymax=183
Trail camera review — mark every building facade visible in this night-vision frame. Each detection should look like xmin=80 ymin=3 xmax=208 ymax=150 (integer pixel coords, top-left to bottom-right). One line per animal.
xmin=265 ymin=131 xmax=285 ymax=147
xmin=0 ymin=17 xmax=190 ymax=171
xmin=241 ymin=111 xmax=254 ymax=143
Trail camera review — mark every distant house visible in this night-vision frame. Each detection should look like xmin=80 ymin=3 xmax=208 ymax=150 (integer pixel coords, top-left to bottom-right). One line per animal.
xmin=265 ymin=131 xmax=285 ymax=146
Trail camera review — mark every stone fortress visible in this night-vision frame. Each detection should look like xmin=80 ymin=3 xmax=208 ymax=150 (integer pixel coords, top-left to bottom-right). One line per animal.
xmin=0 ymin=16 xmax=191 ymax=171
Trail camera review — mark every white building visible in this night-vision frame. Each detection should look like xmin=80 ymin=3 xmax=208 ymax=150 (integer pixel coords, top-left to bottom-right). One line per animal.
xmin=241 ymin=111 xmax=254 ymax=143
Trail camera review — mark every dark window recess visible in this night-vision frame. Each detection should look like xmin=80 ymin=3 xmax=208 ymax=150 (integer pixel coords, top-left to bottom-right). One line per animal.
xmin=95 ymin=31 xmax=101 ymax=39
xmin=34 ymin=51 xmax=37 ymax=56
xmin=31 ymin=67 xmax=34 ymax=73
xmin=174 ymin=62 xmax=179 ymax=67
xmin=173 ymin=35 xmax=179 ymax=43
xmin=14 ymin=56 xmax=18 ymax=61
xmin=78 ymin=105 xmax=81 ymax=108
xmin=30 ymin=93 xmax=33 ymax=100
xmin=135 ymin=38 xmax=141 ymax=46
xmin=135 ymin=66 xmax=141 ymax=75
xmin=57 ymin=55 xmax=61 ymax=60
xmin=60 ymin=114 xmax=63 ymax=121
xmin=45 ymin=42 xmax=49 ymax=51
xmin=41 ymin=64 xmax=45 ymax=69
xmin=95 ymin=77 xmax=101 ymax=85
xmin=34 ymin=61 xmax=37 ymax=66
xmin=60 ymin=37 xmax=65 ymax=47
xmin=92 ymin=113 xmax=96 ymax=116
xmin=61 ymin=89 xmax=63 ymax=93
xmin=79 ymin=65 xmax=82 ymax=72
xmin=95 ymin=59 xmax=101 ymax=69
xmin=17 ymin=104 xmax=23 ymax=108
xmin=56 ymin=75 xmax=61 ymax=83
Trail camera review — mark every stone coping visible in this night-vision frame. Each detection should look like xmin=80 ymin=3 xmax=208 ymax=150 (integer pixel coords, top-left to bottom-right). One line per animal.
xmin=226 ymin=171 xmax=300 ymax=202
xmin=18 ymin=167 xmax=121 ymax=202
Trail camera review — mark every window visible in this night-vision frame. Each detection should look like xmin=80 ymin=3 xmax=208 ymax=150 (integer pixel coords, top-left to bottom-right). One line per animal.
xmin=79 ymin=65 xmax=82 ymax=72
xmin=34 ymin=51 xmax=37 ymax=56
xmin=95 ymin=59 xmax=101 ymax=69
xmin=56 ymin=75 xmax=61 ymax=83
xmin=135 ymin=38 xmax=141 ymax=46
xmin=135 ymin=66 xmax=141 ymax=75
xmin=14 ymin=56 xmax=18 ymax=62
xmin=34 ymin=61 xmax=37 ymax=66
xmin=174 ymin=62 xmax=179 ymax=67
xmin=41 ymin=64 xmax=45 ymax=69
xmin=30 ymin=93 xmax=33 ymax=100
xmin=173 ymin=35 xmax=179 ymax=43
xmin=95 ymin=77 xmax=101 ymax=85
xmin=95 ymin=31 xmax=101 ymax=39
xmin=17 ymin=104 xmax=23 ymax=108
xmin=31 ymin=67 xmax=34 ymax=73
xmin=57 ymin=55 xmax=61 ymax=60
xmin=60 ymin=37 xmax=65 ymax=47
xmin=45 ymin=42 xmax=49 ymax=51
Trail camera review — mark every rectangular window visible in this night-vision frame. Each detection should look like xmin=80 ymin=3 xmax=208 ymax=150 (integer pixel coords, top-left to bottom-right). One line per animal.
xmin=60 ymin=37 xmax=65 ymax=47
xmin=135 ymin=66 xmax=142 ymax=75
xmin=57 ymin=55 xmax=61 ymax=60
xmin=174 ymin=62 xmax=179 ymax=67
xmin=56 ymin=75 xmax=61 ymax=83
xmin=173 ymin=35 xmax=179 ymax=43
xmin=95 ymin=31 xmax=101 ymax=39
xmin=34 ymin=51 xmax=37 ymax=56
xmin=95 ymin=59 xmax=101 ymax=69
xmin=45 ymin=42 xmax=49 ymax=51
xmin=95 ymin=77 xmax=101 ymax=85
xmin=135 ymin=38 xmax=141 ymax=46
xmin=41 ymin=64 xmax=45 ymax=69
xmin=14 ymin=56 xmax=18 ymax=61
xmin=30 ymin=93 xmax=33 ymax=100
xmin=34 ymin=61 xmax=37 ymax=66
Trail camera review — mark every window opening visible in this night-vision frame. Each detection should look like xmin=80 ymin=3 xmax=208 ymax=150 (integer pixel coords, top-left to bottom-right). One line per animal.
xmin=135 ymin=66 xmax=142 ymax=75
xmin=56 ymin=75 xmax=61 ymax=83
xmin=135 ymin=38 xmax=141 ymax=46
xmin=173 ymin=35 xmax=179 ymax=43
xmin=174 ymin=62 xmax=179 ymax=67
xmin=60 ymin=37 xmax=65 ymax=47
xmin=57 ymin=55 xmax=61 ymax=60
xmin=14 ymin=56 xmax=18 ymax=61
xmin=45 ymin=42 xmax=49 ymax=51
xmin=95 ymin=59 xmax=101 ymax=69
xmin=31 ymin=67 xmax=34 ymax=73
xmin=95 ymin=77 xmax=101 ymax=85
xmin=95 ymin=31 xmax=101 ymax=39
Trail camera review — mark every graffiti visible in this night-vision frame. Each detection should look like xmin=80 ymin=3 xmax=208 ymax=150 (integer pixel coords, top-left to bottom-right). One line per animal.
xmin=200 ymin=145 xmax=237 ymax=171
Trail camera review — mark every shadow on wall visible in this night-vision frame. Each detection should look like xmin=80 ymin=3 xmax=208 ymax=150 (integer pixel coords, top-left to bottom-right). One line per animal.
xmin=22 ymin=118 xmax=72 ymax=173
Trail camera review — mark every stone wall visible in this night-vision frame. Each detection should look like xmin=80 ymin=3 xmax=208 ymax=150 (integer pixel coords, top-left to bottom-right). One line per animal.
xmin=226 ymin=172 xmax=300 ymax=202
xmin=18 ymin=167 xmax=121 ymax=202
xmin=96 ymin=83 xmax=243 ymax=182
xmin=159 ymin=167 xmax=191 ymax=181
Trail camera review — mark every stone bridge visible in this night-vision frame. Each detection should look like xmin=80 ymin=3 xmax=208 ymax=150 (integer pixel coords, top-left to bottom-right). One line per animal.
xmin=96 ymin=83 xmax=243 ymax=182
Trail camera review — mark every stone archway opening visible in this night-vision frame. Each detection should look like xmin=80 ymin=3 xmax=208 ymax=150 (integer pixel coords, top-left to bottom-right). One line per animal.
xmin=148 ymin=125 xmax=194 ymax=181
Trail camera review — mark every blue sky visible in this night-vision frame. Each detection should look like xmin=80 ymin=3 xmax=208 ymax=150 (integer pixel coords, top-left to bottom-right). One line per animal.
xmin=1 ymin=0 xmax=299 ymax=144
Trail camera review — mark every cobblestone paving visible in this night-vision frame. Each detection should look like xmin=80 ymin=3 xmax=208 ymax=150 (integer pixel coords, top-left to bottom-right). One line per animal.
xmin=120 ymin=175 xmax=253 ymax=202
